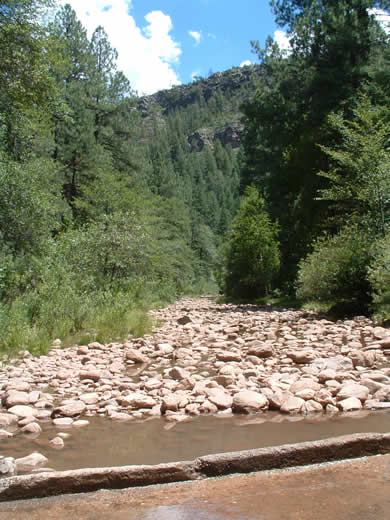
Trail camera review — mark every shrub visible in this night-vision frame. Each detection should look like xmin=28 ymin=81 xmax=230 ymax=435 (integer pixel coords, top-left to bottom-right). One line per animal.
xmin=368 ymin=233 xmax=390 ymax=321
xmin=296 ymin=226 xmax=372 ymax=305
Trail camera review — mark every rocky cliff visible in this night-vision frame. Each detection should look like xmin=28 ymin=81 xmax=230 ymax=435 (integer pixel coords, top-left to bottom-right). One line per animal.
xmin=137 ymin=64 xmax=263 ymax=150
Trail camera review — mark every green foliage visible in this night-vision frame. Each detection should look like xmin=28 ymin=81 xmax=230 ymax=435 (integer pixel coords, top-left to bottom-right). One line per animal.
xmin=242 ymin=0 xmax=389 ymax=288
xmin=0 ymin=153 xmax=67 ymax=255
xmin=368 ymin=233 xmax=390 ymax=321
xmin=318 ymin=95 xmax=390 ymax=237
xmin=296 ymin=226 xmax=373 ymax=304
xmin=224 ymin=186 xmax=280 ymax=298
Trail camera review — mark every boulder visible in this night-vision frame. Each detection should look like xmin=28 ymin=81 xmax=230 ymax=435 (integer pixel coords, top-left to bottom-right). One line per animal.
xmin=206 ymin=388 xmax=233 ymax=409
xmin=21 ymin=422 xmax=42 ymax=434
xmin=125 ymin=349 xmax=149 ymax=364
xmin=127 ymin=393 xmax=156 ymax=409
xmin=280 ymin=396 xmax=305 ymax=414
xmin=8 ymin=405 xmax=37 ymax=418
xmin=216 ymin=350 xmax=241 ymax=362
xmin=53 ymin=401 xmax=86 ymax=417
xmin=4 ymin=391 xmax=30 ymax=408
xmin=288 ymin=351 xmax=315 ymax=364
xmin=79 ymin=369 xmax=101 ymax=382
xmin=337 ymin=383 xmax=369 ymax=402
xmin=232 ymin=390 xmax=268 ymax=414
xmin=168 ymin=367 xmax=190 ymax=381
xmin=311 ymin=356 xmax=353 ymax=372
xmin=338 ymin=397 xmax=362 ymax=411
xmin=0 ymin=457 xmax=15 ymax=475
xmin=15 ymin=453 xmax=48 ymax=472
xmin=247 ymin=341 xmax=274 ymax=359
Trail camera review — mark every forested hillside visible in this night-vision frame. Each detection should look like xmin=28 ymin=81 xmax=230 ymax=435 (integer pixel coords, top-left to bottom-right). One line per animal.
xmin=227 ymin=0 xmax=390 ymax=321
xmin=1 ymin=0 xmax=389 ymax=357
xmin=0 ymin=1 xmax=261 ymax=355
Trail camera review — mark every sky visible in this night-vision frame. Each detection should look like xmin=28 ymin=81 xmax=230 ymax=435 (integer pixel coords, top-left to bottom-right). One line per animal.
xmin=58 ymin=0 xmax=282 ymax=95
xmin=58 ymin=1 xmax=389 ymax=96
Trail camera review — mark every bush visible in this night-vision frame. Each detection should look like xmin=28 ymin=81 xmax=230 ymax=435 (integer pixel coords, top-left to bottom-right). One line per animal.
xmin=368 ymin=233 xmax=390 ymax=321
xmin=296 ymin=226 xmax=372 ymax=305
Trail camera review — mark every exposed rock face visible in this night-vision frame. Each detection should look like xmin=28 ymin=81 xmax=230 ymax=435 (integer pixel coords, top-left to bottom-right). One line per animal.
xmin=188 ymin=121 xmax=244 ymax=151
xmin=138 ymin=65 xmax=264 ymax=115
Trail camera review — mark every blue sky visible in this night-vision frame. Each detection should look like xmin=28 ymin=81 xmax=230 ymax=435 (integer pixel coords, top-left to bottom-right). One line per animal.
xmin=59 ymin=0 xmax=282 ymax=95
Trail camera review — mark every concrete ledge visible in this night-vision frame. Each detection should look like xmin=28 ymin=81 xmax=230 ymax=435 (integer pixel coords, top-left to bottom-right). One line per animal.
xmin=0 ymin=461 xmax=197 ymax=502
xmin=1 ymin=432 xmax=389 ymax=502
xmin=196 ymin=432 xmax=390 ymax=477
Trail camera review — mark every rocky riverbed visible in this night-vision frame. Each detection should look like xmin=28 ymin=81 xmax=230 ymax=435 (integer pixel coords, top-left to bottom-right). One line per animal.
xmin=0 ymin=296 xmax=390 ymax=476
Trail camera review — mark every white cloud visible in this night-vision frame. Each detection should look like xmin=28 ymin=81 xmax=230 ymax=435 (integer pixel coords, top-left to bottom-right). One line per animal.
xmin=191 ymin=69 xmax=201 ymax=81
xmin=240 ymin=60 xmax=252 ymax=67
xmin=207 ymin=32 xmax=216 ymax=39
xmin=189 ymin=30 xmax=201 ymax=46
xmin=370 ymin=7 xmax=390 ymax=34
xmin=274 ymin=29 xmax=291 ymax=54
xmin=58 ymin=0 xmax=181 ymax=95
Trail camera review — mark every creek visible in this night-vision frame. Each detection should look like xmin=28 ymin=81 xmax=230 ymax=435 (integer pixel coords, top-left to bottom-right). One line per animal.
xmin=1 ymin=410 xmax=390 ymax=473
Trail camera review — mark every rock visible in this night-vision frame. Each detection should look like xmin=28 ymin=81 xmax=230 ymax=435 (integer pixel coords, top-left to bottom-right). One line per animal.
xmin=128 ymin=393 xmax=156 ymax=409
xmin=216 ymin=351 xmax=241 ymax=362
xmin=318 ymin=369 xmax=337 ymax=383
xmin=374 ymin=385 xmax=390 ymax=402
xmin=77 ymin=346 xmax=89 ymax=355
xmin=268 ymin=389 xmax=290 ymax=410
xmin=73 ymin=420 xmax=89 ymax=427
xmin=337 ymin=383 xmax=369 ymax=402
xmin=52 ymin=418 xmax=74 ymax=427
xmin=177 ymin=316 xmax=192 ymax=325
xmin=206 ymin=388 xmax=233 ymax=409
xmin=5 ymin=380 xmax=30 ymax=392
xmin=125 ymin=349 xmax=149 ymax=364
xmin=0 ymin=412 xmax=18 ymax=427
xmin=0 ymin=429 xmax=13 ymax=439
xmin=380 ymin=337 xmax=390 ymax=349
xmin=79 ymin=369 xmax=101 ymax=382
xmin=168 ymin=366 xmax=190 ymax=381
xmin=0 ymin=457 xmax=15 ymax=475
xmin=232 ymin=390 xmax=268 ymax=414
xmin=360 ymin=378 xmax=384 ymax=394
xmin=155 ymin=343 xmax=174 ymax=355
xmin=304 ymin=400 xmax=323 ymax=413
xmin=161 ymin=394 xmax=185 ymax=413
xmin=338 ymin=397 xmax=363 ymax=411
xmin=247 ymin=341 xmax=274 ymax=359
xmin=288 ymin=351 xmax=315 ymax=364
xmin=280 ymin=396 xmax=305 ymax=414
xmin=8 ymin=405 xmax=36 ymax=418
xmin=49 ymin=436 xmax=65 ymax=449
xmin=290 ymin=379 xmax=321 ymax=394
xmin=373 ymin=327 xmax=388 ymax=339
xmin=15 ymin=452 xmax=49 ymax=472
xmin=295 ymin=388 xmax=316 ymax=400
xmin=311 ymin=356 xmax=353 ymax=372
xmin=53 ymin=401 xmax=86 ymax=417
xmin=4 ymin=390 xmax=30 ymax=407
xmin=326 ymin=404 xmax=339 ymax=414
xmin=110 ymin=412 xmax=133 ymax=421
xmin=21 ymin=422 xmax=42 ymax=434
xmin=79 ymin=393 xmax=100 ymax=405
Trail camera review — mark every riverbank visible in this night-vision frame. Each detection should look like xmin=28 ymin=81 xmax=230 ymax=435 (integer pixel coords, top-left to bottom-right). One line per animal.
xmin=0 ymin=296 xmax=389 ymax=475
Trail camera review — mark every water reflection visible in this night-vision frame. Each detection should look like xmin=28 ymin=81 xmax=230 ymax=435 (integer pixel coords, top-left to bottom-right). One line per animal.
xmin=0 ymin=410 xmax=389 ymax=473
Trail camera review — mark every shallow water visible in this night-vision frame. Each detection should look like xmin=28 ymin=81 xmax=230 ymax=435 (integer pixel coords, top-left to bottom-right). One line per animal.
xmin=1 ymin=410 xmax=390 ymax=472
